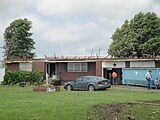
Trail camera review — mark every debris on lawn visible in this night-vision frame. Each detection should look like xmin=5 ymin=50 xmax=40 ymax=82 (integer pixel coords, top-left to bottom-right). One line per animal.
xmin=87 ymin=100 xmax=160 ymax=120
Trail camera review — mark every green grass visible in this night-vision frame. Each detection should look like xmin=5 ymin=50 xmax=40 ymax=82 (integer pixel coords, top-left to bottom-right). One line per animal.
xmin=0 ymin=86 xmax=160 ymax=120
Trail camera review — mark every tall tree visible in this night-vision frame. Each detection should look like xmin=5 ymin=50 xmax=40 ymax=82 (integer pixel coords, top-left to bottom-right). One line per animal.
xmin=3 ymin=18 xmax=35 ymax=60
xmin=108 ymin=12 xmax=160 ymax=58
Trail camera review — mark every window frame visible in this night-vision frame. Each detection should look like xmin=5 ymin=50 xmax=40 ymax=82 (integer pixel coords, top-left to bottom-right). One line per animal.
xmin=19 ymin=62 xmax=33 ymax=71
xmin=67 ymin=62 xmax=88 ymax=72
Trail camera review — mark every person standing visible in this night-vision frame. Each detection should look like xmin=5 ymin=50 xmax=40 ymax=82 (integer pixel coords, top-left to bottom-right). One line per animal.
xmin=112 ymin=71 xmax=117 ymax=85
xmin=145 ymin=70 xmax=152 ymax=90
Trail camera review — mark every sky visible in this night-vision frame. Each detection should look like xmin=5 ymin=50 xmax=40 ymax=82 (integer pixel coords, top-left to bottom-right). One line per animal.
xmin=0 ymin=0 xmax=160 ymax=81
xmin=0 ymin=0 xmax=160 ymax=59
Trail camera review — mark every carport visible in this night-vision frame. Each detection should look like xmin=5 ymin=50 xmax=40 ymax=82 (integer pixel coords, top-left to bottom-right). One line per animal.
xmin=102 ymin=60 xmax=125 ymax=85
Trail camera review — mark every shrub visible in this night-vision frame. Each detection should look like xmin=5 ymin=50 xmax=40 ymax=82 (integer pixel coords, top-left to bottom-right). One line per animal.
xmin=2 ymin=71 xmax=44 ymax=85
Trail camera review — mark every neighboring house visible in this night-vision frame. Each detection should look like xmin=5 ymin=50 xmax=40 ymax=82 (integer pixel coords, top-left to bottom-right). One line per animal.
xmin=5 ymin=57 xmax=160 ymax=85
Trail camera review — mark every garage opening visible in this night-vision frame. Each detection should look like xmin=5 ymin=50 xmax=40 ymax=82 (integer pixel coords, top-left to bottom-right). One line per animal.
xmin=103 ymin=68 xmax=122 ymax=85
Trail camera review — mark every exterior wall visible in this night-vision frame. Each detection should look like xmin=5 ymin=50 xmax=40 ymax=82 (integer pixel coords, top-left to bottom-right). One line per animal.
xmin=56 ymin=62 xmax=96 ymax=84
xmin=130 ymin=61 xmax=155 ymax=68
xmin=6 ymin=62 xmax=45 ymax=72
xmin=6 ymin=63 xmax=19 ymax=71
xmin=102 ymin=61 xmax=125 ymax=68
xmin=33 ymin=62 xmax=45 ymax=72
xmin=102 ymin=61 xmax=156 ymax=68
xmin=96 ymin=61 xmax=102 ymax=77
xmin=5 ymin=61 xmax=96 ymax=84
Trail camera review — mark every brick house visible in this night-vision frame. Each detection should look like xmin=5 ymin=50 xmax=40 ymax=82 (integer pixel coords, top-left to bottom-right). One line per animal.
xmin=5 ymin=57 xmax=102 ymax=84
xmin=5 ymin=57 xmax=160 ymax=85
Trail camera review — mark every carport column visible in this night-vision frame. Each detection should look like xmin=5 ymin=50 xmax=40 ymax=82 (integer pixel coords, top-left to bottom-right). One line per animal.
xmin=96 ymin=61 xmax=102 ymax=77
xmin=46 ymin=72 xmax=49 ymax=84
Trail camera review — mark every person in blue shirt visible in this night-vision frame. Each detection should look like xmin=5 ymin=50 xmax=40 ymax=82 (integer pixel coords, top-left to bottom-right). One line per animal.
xmin=145 ymin=70 xmax=152 ymax=90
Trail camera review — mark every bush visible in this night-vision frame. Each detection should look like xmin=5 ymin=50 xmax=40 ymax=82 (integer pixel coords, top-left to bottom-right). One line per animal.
xmin=2 ymin=71 xmax=44 ymax=85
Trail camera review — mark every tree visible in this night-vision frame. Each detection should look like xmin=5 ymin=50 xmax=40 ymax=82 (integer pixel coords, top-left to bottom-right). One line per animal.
xmin=108 ymin=12 xmax=160 ymax=58
xmin=3 ymin=18 xmax=35 ymax=60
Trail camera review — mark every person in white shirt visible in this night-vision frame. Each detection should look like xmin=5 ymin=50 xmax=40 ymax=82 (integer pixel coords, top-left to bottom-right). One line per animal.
xmin=145 ymin=70 xmax=152 ymax=90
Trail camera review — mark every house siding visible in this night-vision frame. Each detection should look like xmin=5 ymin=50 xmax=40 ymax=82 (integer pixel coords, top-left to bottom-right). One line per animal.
xmin=102 ymin=61 xmax=125 ymax=68
xmin=130 ymin=61 xmax=155 ymax=67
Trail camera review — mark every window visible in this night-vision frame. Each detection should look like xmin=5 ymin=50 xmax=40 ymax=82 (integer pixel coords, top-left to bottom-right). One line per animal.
xmin=81 ymin=63 xmax=88 ymax=72
xmin=67 ymin=62 xmax=87 ymax=72
xmin=74 ymin=63 xmax=80 ymax=72
xmin=19 ymin=62 xmax=32 ymax=71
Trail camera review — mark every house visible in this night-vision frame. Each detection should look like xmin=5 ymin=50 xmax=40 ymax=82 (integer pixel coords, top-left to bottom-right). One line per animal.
xmin=5 ymin=57 xmax=160 ymax=85
xmin=5 ymin=56 xmax=103 ymax=84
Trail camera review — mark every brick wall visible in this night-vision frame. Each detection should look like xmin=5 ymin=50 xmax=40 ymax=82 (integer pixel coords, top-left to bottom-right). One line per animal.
xmin=95 ymin=61 xmax=102 ymax=77
xmin=6 ymin=63 xmax=19 ymax=71
xmin=56 ymin=62 xmax=96 ymax=84
xmin=33 ymin=62 xmax=45 ymax=72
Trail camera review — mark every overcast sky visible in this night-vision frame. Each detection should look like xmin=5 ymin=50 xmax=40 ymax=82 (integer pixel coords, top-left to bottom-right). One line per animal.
xmin=0 ymin=0 xmax=160 ymax=59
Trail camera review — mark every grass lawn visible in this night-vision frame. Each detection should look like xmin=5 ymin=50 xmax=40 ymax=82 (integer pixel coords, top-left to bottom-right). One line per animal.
xmin=0 ymin=86 xmax=160 ymax=120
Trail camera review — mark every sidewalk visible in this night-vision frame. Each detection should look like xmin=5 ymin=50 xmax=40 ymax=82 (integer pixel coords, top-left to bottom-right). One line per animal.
xmin=112 ymin=85 xmax=160 ymax=91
